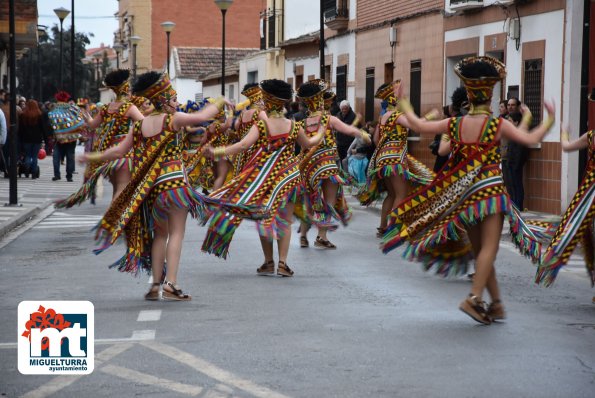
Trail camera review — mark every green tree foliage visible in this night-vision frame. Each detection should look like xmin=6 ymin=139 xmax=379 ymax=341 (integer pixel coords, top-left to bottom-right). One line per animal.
xmin=16 ymin=25 xmax=92 ymax=102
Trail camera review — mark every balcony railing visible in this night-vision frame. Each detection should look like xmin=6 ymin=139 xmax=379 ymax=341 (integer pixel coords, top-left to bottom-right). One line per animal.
xmin=449 ymin=0 xmax=484 ymax=11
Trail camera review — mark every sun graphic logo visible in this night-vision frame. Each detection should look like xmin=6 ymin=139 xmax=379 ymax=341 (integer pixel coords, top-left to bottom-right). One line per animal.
xmin=18 ymin=301 xmax=94 ymax=375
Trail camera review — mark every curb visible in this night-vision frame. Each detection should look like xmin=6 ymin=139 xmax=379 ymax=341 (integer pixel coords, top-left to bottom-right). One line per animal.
xmin=0 ymin=199 xmax=54 ymax=241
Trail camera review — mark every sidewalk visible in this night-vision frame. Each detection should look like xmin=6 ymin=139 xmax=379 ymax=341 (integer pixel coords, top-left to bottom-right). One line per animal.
xmin=0 ymin=146 xmax=85 ymax=240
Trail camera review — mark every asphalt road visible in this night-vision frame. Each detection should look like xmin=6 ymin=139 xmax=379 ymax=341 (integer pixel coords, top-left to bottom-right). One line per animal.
xmin=0 ymin=187 xmax=593 ymax=398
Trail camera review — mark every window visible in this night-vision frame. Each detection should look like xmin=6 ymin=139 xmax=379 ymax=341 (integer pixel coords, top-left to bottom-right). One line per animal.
xmin=260 ymin=16 xmax=266 ymax=50
xmin=324 ymin=65 xmax=331 ymax=82
xmin=247 ymin=71 xmax=258 ymax=84
xmin=384 ymin=63 xmax=393 ymax=85
xmin=336 ymin=65 xmax=347 ymax=102
xmin=228 ymin=84 xmax=234 ymax=101
xmin=296 ymin=74 xmax=303 ymax=90
xmin=523 ymin=59 xmax=543 ymax=126
xmin=365 ymin=68 xmax=375 ymax=123
xmin=268 ymin=13 xmax=276 ymax=48
xmin=410 ymin=60 xmax=422 ymax=116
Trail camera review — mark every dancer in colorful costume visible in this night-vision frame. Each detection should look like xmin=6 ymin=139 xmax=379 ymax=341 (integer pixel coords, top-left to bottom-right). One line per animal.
xmin=48 ymin=91 xmax=85 ymax=182
xmin=357 ymin=81 xmax=434 ymax=238
xmin=202 ymin=79 xmax=324 ymax=276
xmin=232 ymin=83 xmax=263 ymax=176
xmin=535 ymin=89 xmax=595 ymax=296
xmin=296 ymin=80 xmax=371 ymax=249
xmin=82 ymin=72 xmax=230 ymax=301
xmin=382 ymin=56 xmax=556 ymax=324
xmin=56 ymin=70 xmax=144 ymax=207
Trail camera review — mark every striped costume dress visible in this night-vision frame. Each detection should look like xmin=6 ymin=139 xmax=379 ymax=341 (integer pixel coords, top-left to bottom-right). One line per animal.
xmin=297 ymin=114 xmax=351 ymax=229
xmin=358 ymin=110 xmax=434 ymax=205
xmin=56 ymin=102 xmax=134 ymax=208
xmin=233 ymin=109 xmax=260 ymax=176
xmin=94 ymin=114 xmax=207 ymax=274
xmin=535 ymin=130 xmax=595 ymax=287
xmin=381 ymin=115 xmax=541 ymax=276
xmin=202 ymin=119 xmax=303 ymax=258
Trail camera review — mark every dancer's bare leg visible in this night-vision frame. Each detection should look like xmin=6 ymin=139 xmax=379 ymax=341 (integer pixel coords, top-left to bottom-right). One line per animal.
xmin=389 ymin=173 xmax=409 ymax=209
xmin=277 ymin=202 xmax=295 ymax=263
xmin=162 ymin=207 xmax=188 ymax=288
xmin=470 ymin=213 xmax=503 ymax=300
xmin=380 ymin=179 xmax=395 ymax=231
xmin=259 ymin=236 xmax=274 ymax=263
xmin=111 ymin=166 xmax=131 ymax=200
xmin=213 ymin=160 xmax=230 ymax=190
xmin=151 ymin=223 xmax=168 ymax=289
xmin=318 ymin=180 xmax=338 ymax=241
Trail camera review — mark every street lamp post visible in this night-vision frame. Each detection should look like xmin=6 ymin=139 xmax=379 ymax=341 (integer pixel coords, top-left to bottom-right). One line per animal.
xmin=53 ymin=7 xmax=70 ymax=91
xmin=70 ymin=0 xmax=75 ymax=97
xmin=129 ymin=35 xmax=141 ymax=80
xmin=214 ymin=0 xmax=233 ymax=96
xmin=37 ymin=25 xmax=47 ymax=101
xmin=93 ymin=52 xmax=102 ymax=86
xmin=160 ymin=21 xmax=176 ymax=76
xmin=112 ymin=43 xmax=123 ymax=69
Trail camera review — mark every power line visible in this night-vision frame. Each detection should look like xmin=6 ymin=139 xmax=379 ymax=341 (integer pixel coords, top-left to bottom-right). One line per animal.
xmin=39 ymin=14 xmax=117 ymax=19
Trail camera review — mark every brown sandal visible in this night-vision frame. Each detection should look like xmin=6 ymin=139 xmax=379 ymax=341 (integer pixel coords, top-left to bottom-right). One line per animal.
xmin=277 ymin=261 xmax=294 ymax=277
xmin=300 ymin=236 xmax=309 ymax=248
xmin=314 ymin=236 xmax=336 ymax=249
xmin=487 ymin=300 xmax=506 ymax=321
xmin=162 ymin=280 xmax=191 ymax=301
xmin=376 ymin=228 xmax=386 ymax=238
xmin=144 ymin=283 xmax=161 ymax=301
xmin=459 ymin=295 xmax=491 ymax=325
xmin=257 ymin=260 xmax=275 ymax=275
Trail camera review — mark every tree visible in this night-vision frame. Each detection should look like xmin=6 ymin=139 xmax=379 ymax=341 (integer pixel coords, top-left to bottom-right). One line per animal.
xmin=16 ymin=25 xmax=91 ymax=102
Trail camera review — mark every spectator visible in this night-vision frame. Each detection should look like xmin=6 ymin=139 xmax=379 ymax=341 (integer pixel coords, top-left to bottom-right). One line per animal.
xmin=506 ymin=111 xmax=529 ymax=210
xmin=506 ymin=97 xmax=520 ymax=116
xmin=18 ymin=99 xmax=47 ymax=178
xmin=335 ymin=100 xmax=358 ymax=163
xmin=1 ymin=93 xmax=12 ymax=178
xmin=498 ymin=100 xmax=508 ymax=117
xmin=345 ymin=121 xmax=373 ymax=185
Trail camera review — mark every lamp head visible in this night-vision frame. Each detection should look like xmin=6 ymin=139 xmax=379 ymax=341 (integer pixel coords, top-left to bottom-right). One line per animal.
xmin=214 ymin=0 xmax=234 ymax=11
xmin=53 ymin=7 xmax=70 ymax=22
xmin=112 ymin=43 xmax=124 ymax=53
xmin=160 ymin=21 xmax=176 ymax=33
xmin=129 ymin=35 xmax=142 ymax=46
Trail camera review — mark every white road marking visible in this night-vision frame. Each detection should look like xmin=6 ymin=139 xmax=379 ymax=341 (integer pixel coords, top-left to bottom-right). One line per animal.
xmin=130 ymin=330 xmax=156 ymax=341
xmin=20 ymin=343 xmax=133 ymax=398
xmin=137 ymin=310 xmax=162 ymax=322
xmin=101 ymin=364 xmax=203 ymax=396
xmin=142 ymin=341 xmax=292 ymax=398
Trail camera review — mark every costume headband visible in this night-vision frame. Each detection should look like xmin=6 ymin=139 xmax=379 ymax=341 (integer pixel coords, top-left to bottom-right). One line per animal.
xmin=298 ymin=79 xmax=328 ymax=112
xmin=135 ymin=72 xmax=177 ymax=109
xmin=375 ymin=80 xmax=400 ymax=106
xmin=454 ymin=56 xmax=506 ymax=104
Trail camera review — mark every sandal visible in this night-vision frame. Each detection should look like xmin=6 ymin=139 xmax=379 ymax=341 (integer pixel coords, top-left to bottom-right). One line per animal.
xmin=257 ymin=260 xmax=275 ymax=275
xmin=376 ymin=228 xmax=386 ymax=238
xmin=487 ymin=300 xmax=506 ymax=321
xmin=459 ymin=295 xmax=491 ymax=325
xmin=144 ymin=283 xmax=161 ymax=301
xmin=300 ymin=236 xmax=309 ymax=248
xmin=162 ymin=280 xmax=191 ymax=301
xmin=314 ymin=236 xmax=336 ymax=249
xmin=277 ymin=261 xmax=294 ymax=277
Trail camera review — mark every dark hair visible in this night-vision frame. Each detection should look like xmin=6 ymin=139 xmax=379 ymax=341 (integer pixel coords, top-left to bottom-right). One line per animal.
xmin=499 ymin=100 xmax=507 ymax=106
xmin=261 ymin=79 xmax=292 ymax=100
xmin=508 ymin=111 xmax=522 ymax=124
xmin=297 ymin=81 xmax=323 ymax=98
xmin=242 ymin=82 xmax=259 ymax=93
xmin=104 ymin=69 xmax=130 ymax=87
xmin=459 ymin=61 xmax=499 ymax=79
xmin=132 ymin=71 xmax=161 ymax=95
xmin=289 ymin=101 xmax=300 ymax=112
xmin=507 ymin=97 xmax=520 ymax=106
xmin=451 ymin=86 xmax=468 ymax=110
xmin=442 ymin=105 xmax=451 ymax=118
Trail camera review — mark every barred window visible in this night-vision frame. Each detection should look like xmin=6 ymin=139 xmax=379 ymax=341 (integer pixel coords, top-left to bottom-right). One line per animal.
xmin=523 ymin=59 xmax=543 ymax=127
xmin=336 ymin=65 xmax=347 ymax=102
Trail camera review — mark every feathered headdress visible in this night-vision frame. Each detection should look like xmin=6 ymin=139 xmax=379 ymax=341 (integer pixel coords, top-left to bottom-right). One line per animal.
xmin=375 ymin=80 xmax=400 ymax=106
xmin=54 ymin=91 xmax=71 ymax=103
xmin=454 ymin=56 xmax=506 ymax=104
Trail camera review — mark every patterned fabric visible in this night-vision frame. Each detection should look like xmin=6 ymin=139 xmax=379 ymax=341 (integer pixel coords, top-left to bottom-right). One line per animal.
xmin=181 ymin=127 xmax=214 ymax=190
xmin=48 ymin=103 xmax=85 ymax=144
xmin=202 ymin=119 xmax=303 ymax=258
xmin=233 ymin=109 xmax=260 ymax=176
xmin=454 ymin=56 xmax=506 ymax=103
xmin=357 ymin=111 xmax=434 ymax=205
xmin=536 ymin=130 xmax=595 ymax=287
xmin=55 ymin=102 xmax=135 ymax=208
xmin=298 ymin=114 xmax=351 ymax=229
xmin=94 ymin=114 xmax=207 ymax=275
xmin=381 ymin=116 xmax=541 ymax=277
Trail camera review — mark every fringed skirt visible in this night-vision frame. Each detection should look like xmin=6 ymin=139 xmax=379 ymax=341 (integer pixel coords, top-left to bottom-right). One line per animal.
xmin=381 ymin=160 xmax=541 ymax=277
xmin=358 ymin=140 xmax=433 ymax=206
xmin=535 ymin=171 xmax=595 ymax=287
xmin=55 ymin=157 xmax=132 ymax=208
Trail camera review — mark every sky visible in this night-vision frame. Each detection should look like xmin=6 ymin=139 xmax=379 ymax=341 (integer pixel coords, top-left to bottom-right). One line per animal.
xmin=37 ymin=0 xmax=120 ymax=49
